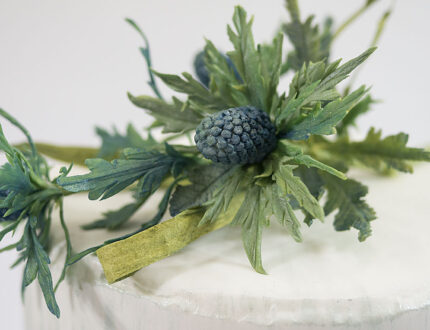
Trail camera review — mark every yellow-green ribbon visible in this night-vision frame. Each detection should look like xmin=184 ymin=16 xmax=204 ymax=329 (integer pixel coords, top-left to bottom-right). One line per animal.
xmin=96 ymin=197 xmax=242 ymax=284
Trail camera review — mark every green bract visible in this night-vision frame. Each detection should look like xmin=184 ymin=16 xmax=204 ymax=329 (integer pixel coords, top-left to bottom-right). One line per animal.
xmin=0 ymin=0 xmax=429 ymax=318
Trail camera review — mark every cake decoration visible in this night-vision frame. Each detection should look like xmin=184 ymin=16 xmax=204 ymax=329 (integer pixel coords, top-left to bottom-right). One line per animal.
xmin=0 ymin=0 xmax=429 ymax=319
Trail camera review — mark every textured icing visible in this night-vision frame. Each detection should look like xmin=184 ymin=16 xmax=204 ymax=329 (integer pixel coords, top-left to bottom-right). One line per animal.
xmin=24 ymin=164 xmax=430 ymax=329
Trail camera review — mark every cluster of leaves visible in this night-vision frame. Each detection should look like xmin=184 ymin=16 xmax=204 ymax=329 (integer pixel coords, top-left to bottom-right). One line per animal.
xmin=1 ymin=0 xmax=428 ymax=317
xmin=34 ymin=2 xmax=429 ymax=275
xmin=124 ymin=4 xmax=427 ymax=273
xmin=0 ymin=109 xmax=71 ymax=318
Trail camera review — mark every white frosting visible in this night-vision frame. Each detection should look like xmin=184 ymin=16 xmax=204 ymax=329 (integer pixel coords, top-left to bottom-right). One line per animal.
xmin=24 ymin=164 xmax=430 ymax=329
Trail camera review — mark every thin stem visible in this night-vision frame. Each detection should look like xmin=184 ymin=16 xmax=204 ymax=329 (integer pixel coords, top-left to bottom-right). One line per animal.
xmin=125 ymin=18 xmax=164 ymax=100
xmin=0 ymin=108 xmax=37 ymax=157
xmin=343 ymin=7 xmax=392 ymax=92
xmin=332 ymin=0 xmax=378 ymax=42
xmin=54 ymin=200 xmax=72 ymax=292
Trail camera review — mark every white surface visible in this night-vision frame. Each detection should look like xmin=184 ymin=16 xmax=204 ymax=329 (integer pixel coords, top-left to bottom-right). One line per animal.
xmin=24 ymin=164 xmax=430 ymax=330
xmin=1 ymin=1 xmax=430 ymax=329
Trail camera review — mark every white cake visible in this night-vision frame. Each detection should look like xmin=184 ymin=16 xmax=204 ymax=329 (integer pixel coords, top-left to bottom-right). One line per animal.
xmin=24 ymin=164 xmax=430 ymax=330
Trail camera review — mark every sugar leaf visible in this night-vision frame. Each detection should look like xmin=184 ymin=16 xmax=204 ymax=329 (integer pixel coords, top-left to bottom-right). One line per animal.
xmin=328 ymin=128 xmax=430 ymax=173
xmin=322 ymin=173 xmax=376 ymax=241
xmin=227 ymin=6 xmax=266 ymax=110
xmin=273 ymin=163 xmax=324 ymax=221
xmin=199 ymin=167 xmax=244 ymax=225
xmin=283 ymin=85 xmax=368 ymax=140
xmin=57 ymin=148 xmax=186 ymax=200
xmin=231 ymin=186 xmax=268 ymax=274
xmin=169 ymin=164 xmax=236 ymax=216
xmin=283 ymin=0 xmax=332 ymax=71
xmin=265 ymin=183 xmax=302 ymax=242
xmin=337 ymin=95 xmax=375 ymax=134
xmin=96 ymin=124 xmax=155 ymax=159
xmin=128 ymin=93 xmax=202 ymax=133
xmin=152 ymin=70 xmax=227 ymax=110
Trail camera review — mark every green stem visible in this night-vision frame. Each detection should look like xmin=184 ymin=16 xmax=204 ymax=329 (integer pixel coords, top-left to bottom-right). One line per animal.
xmin=0 ymin=108 xmax=37 ymax=158
xmin=54 ymin=200 xmax=72 ymax=292
xmin=332 ymin=0 xmax=378 ymax=42
xmin=125 ymin=18 xmax=164 ymax=100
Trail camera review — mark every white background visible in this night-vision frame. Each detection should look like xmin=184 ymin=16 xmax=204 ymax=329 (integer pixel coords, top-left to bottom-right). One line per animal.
xmin=0 ymin=1 xmax=429 ymax=329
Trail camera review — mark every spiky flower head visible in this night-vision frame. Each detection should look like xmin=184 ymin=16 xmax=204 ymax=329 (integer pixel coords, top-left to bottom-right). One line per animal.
xmin=194 ymin=106 xmax=277 ymax=165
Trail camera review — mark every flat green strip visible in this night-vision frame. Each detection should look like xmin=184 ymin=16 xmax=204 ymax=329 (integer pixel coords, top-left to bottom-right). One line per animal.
xmin=96 ymin=196 xmax=242 ymax=284
xmin=15 ymin=142 xmax=99 ymax=167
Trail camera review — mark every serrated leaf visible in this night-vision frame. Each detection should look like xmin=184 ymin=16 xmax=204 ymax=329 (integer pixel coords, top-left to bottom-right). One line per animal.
xmin=276 ymin=80 xmax=319 ymax=125
xmin=227 ymin=6 xmax=266 ymax=110
xmin=199 ymin=167 xmax=244 ymax=225
xmin=265 ymin=183 xmax=302 ymax=242
xmin=283 ymin=86 xmax=368 ymax=140
xmin=283 ymin=0 xmax=332 ymax=71
xmin=314 ymin=47 xmax=376 ymax=93
xmin=322 ymin=173 xmax=376 ymax=242
xmin=232 ymin=186 xmax=267 ymax=274
xmin=82 ymin=201 xmax=144 ymax=230
xmin=152 ymin=70 xmax=227 ymax=110
xmin=0 ymin=157 xmax=33 ymax=194
xmin=57 ymin=149 xmax=184 ymax=200
xmin=96 ymin=124 xmax=154 ymax=159
xmin=23 ymin=250 xmax=38 ymax=287
xmin=328 ymin=128 xmax=430 ymax=173
xmin=169 ymin=164 xmax=236 ymax=216
xmin=273 ymin=164 xmax=324 ymax=221
xmin=204 ymin=40 xmax=247 ymax=107
xmin=258 ymin=33 xmax=283 ymax=111
xmin=293 ymin=166 xmax=325 ymax=227
xmin=337 ymin=95 xmax=375 ymax=134
xmin=128 ymin=93 xmax=202 ymax=133
xmin=31 ymin=229 xmax=60 ymax=318
xmin=280 ymin=141 xmax=347 ymax=180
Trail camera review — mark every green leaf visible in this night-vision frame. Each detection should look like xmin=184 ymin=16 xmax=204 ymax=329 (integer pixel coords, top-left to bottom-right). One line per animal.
xmin=337 ymin=95 xmax=375 ymax=134
xmin=153 ymin=71 xmax=227 ymax=111
xmin=227 ymin=6 xmax=266 ymax=110
xmin=322 ymin=173 xmax=376 ymax=242
xmin=128 ymin=93 xmax=203 ymax=133
xmin=280 ymin=141 xmax=347 ymax=179
xmin=96 ymin=124 xmax=155 ymax=159
xmin=294 ymin=166 xmax=325 ymax=226
xmin=275 ymin=80 xmax=319 ymax=125
xmin=82 ymin=200 xmax=144 ymax=230
xmin=273 ymin=163 xmax=324 ymax=221
xmin=282 ymin=0 xmax=332 ymax=71
xmin=283 ymin=85 xmax=368 ymax=140
xmin=314 ymin=47 xmax=376 ymax=93
xmin=31 ymin=229 xmax=60 ymax=318
xmin=258 ymin=33 xmax=284 ymax=111
xmin=57 ymin=148 xmax=185 ymax=200
xmin=204 ymin=40 xmax=247 ymax=107
xmin=199 ymin=167 xmax=245 ymax=225
xmin=23 ymin=251 xmax=38 ymax=287
xmin=232 ymin=186 xmax=267 ymax=274
xmin=169 ymin=164 xmax=236 ymax=216
xmin=125 ymin=18 xmax=164 ymax=100
xmin=141 ymin=177 xmax=180 ymax=230
xmin=0 ymin=157 xmax=33 ymax=194
xmin=265 ymin=183 xmax=302 ymax=242
xmin=327 ymin=128 xmax=430 ymax=173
